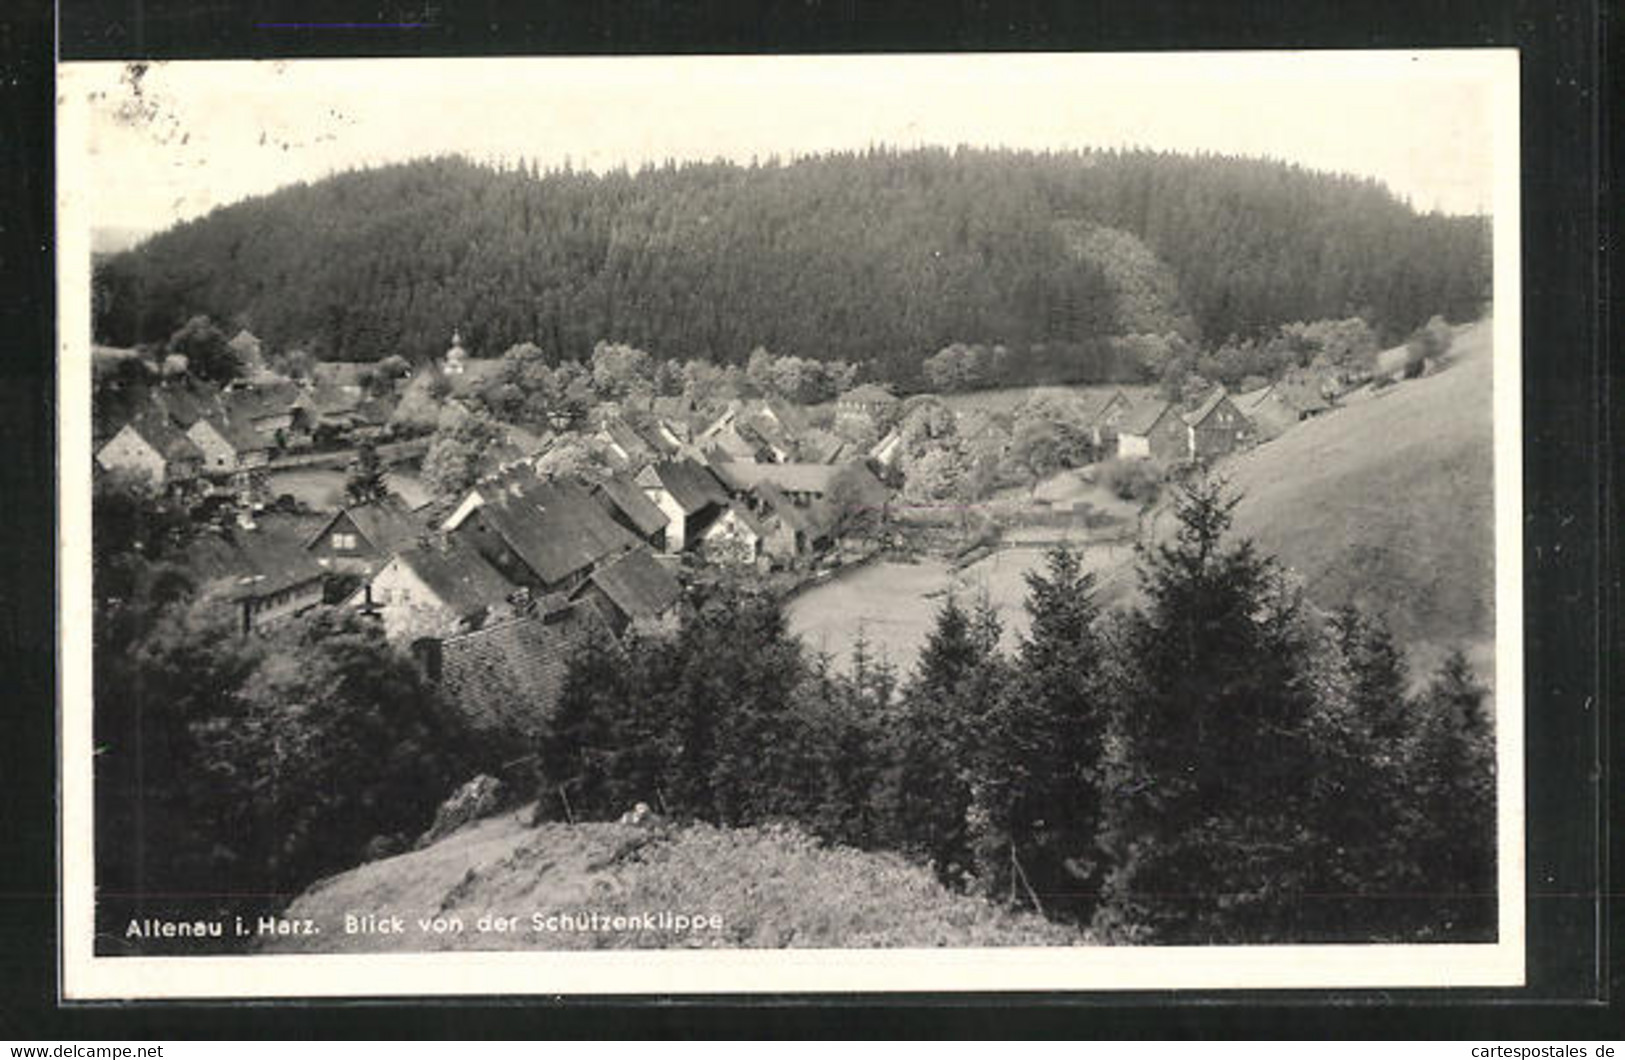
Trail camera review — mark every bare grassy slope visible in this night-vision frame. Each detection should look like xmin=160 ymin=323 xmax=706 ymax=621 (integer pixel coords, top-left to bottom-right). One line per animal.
xmin=1223 ymin=319 xmax=1496 ymax=671
xmin=261 ymin=810 xmax=1078 ymax=953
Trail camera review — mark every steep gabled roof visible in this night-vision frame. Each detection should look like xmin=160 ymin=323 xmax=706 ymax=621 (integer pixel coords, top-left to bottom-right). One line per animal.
xmin=395 ymin=539 xmax=514 ymax=617
xmin=308 ymin=496 xmax=423 ymax=552
xmin=584 ymin=547 xmax=684 ymax=622
xmin=192 ymin=512 xmax=331 ymax=601
xmin=600 ymin=416 xmax=655 ymax=460
xmin=717 ymin=501 xmax=769 ymax=539
xmin=798 ymin=427 xmax=848 ymax=464
xmin=593 ymin=475 xmax=671 ymax=538
xmin=640 ymin=459 xmax=729 ymax=515
xmin=476 ymin=478 xmax=640 ymax=585
xmin=1119 ymin=397 xmax=1176 ymax=436
xmin=438 ymin=604 xmax=615 ymax=747
xmin=754 ymin=482 xmax=832 ymax=538
xmin=1181 ymin=387 xmax=1231 ymax=427
xmin=149 ymin=382 xmax=215 ymax=428
xmin=115 ymin=413 xmax=203 ymax=464
xmin=193 ymin=412 xmax=269 ymax=455
xmin=1077 ymin=388 xmax=1129 ymax=425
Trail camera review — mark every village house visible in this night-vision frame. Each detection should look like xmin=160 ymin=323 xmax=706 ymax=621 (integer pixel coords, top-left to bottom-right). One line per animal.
xmin=221 ymin=381 xmax=305 ymax=444
xmin=1182 ymin=387 xmax=1254 ymax=462
xmin=361 ymin=537 xmax=517 ymax=644
xmin=415 ymin=600 xmax=617 ymax=773
xmin=700 ymin=502 xmax=772 ymax=567
xmin=187 ymin=412 xmax=274 ymax=475
xmin=635 ymin=459 xmax=730 ymax=553
xmin=591 ymin=474 xmax=671 ymax=550
xmin=570 ymin=546 xmax=686 ymax=637
xmin=187 ymin=512 xmax=331 ymax=636
xmin=446 ymin=477 xmax=640 ymax=594
xmin=306 ymin=496 xmax=423 ymax=576
xmin=693 ymin=404 xmax=786 ymax=464
xmin=1083 ymin=389 xmax=1133 ymax=451
xmin=751 ymin=481 xmax=833 ymax=561
xmin=833 ymin=383 xmax=899 ymax=433
xmin=1236 ymin=377 xmax=1335 ymax=442
xmin=95 ymin=415 xmax=204 ymax=490
xmin=1115 ymin=398 xmax=1189 ymax=462
xmin=796 ymin=426 xmax=850 ymax=465
xmin=594 ymin=414 xmax=667 ymax=469
xmin=710 ymin=460 xmax=853 ymax=504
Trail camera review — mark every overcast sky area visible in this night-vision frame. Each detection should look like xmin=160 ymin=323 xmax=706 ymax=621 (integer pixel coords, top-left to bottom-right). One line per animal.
xmin=60 ymin=51 xmax=1506 ymax=236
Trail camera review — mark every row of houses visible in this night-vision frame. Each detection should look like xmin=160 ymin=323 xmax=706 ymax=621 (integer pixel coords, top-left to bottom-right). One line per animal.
xmin=95 ymin=373 xmax=398 ymax=489
xmin=964 ymin=378 xmax=1336 ymax=468
xmin=176 ymin=445 xmax=887 ymax=767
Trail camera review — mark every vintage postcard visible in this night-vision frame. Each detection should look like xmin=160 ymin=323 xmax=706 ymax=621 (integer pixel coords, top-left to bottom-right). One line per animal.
xmin=57 ymin=50 xmax=1524 ymax=998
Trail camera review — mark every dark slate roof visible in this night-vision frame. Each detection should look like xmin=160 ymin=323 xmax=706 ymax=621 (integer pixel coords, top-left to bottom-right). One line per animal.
xmin=437 ymin=605 xmax=615 ymax=746
xmin=1119 ymin=397 xmax=1176 ymax=436
xmin=308 ymin=496 xmax=423 ymax=552
xmin=196 ymin=412 xmax=269 ymax=454
xmin=477 ymin=478 xmax=640 ymax=585
xmin=395 ymin=539 xmax=514 ymax=616
xmin=601 ymin=417 xmax=655 ymax=459
xmin=593 ymin=475 xmax=671 ymax=538
xmin=122 ymin=413 xmax=203 ymax=463
xmin=149 ymin=382 xmax=214 ymax=428
xmin=721 ymin=500 xmax=770 ymax=539
xmin=1181 ymin=387 xmax=1231 ymax=427
xmin=755 ymin=482 xmax=833 ymax=537
xmin=643 ymin=459 xmax=729 ymax=515
xmin=222 ymin=381 xmax=300 ymax=423
xmin=585 ymin=547 xmax=684 ymax=622
xmin=192 ymin=512 xmax=331 ymax=600
xmin=1077 ymin=388 xmax=1129 ymax=425
xmin=797 ymin=427 xmax=848 ymax=464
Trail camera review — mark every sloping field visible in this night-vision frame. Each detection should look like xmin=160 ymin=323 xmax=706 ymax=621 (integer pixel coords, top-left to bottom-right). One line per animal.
xmin=1223 ymin=320 xmax=1496 ymax=673
xmin=260 ymin=810 xmax=1079 ymax=953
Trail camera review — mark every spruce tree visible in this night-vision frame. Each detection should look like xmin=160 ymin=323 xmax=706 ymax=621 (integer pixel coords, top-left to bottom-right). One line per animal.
xmin=343 ymin=441 xmax=390 ymax=506
xmin=1096 ymin=475 xmax=1319 ymax=943
xmin=1406 ymin=648 xmax=1496 ymax=939
xmin=1302 ymin=606 xmax=1420 ymax=939
xmin=892 ymin=594 xmax=1001 ymax=887
xmin=969 ymin=547 xmax=1108 ymax=921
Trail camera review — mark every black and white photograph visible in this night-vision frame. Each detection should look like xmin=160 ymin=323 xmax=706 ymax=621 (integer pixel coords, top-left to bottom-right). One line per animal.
xmin=56 ymin=50 xmax=1524 ymax=998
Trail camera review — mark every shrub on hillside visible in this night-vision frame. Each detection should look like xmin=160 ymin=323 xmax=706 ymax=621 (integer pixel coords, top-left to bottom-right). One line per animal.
xmin=1404 ymin=315 xmax=1454 ymax=379
xmin=1100 ymin=458 xmax=1163 ymax=504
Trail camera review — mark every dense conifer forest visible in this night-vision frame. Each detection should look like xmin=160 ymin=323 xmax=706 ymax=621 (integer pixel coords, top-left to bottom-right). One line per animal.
xmin=93 ymin=148 xmax=1489 ymax=386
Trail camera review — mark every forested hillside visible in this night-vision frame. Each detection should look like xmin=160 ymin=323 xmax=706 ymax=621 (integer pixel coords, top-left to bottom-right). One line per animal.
xmin=93 ymin=148 xmax=1489 ymax=386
